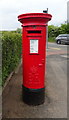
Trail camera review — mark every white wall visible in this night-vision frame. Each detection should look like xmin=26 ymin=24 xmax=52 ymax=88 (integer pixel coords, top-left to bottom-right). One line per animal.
xmin=67 ymin=1 xmax=69 ymax=23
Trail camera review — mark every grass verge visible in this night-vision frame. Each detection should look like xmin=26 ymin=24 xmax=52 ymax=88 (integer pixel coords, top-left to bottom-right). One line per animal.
xmin=48 ymin=37 xmax=55 ymax=43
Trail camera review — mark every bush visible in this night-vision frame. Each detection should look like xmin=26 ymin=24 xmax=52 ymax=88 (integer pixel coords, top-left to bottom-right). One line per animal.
xmin=0 ymin=31 xmax=2 ymax=87
xmin=48 ymin=23 xmax=69 ymax=39
xmin=2 ymin=31 xmax=22 ymax=86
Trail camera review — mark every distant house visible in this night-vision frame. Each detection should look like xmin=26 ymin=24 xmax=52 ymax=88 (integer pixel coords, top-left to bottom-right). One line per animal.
xmin=67 ymin=1 xmax=69 ymax=23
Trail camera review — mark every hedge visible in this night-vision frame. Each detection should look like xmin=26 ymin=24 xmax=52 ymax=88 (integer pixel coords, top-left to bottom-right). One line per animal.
xmin=0 ymin=31 xmax=2 ymax=87
xmin=2 ymin=31 xmax=22 ymax=86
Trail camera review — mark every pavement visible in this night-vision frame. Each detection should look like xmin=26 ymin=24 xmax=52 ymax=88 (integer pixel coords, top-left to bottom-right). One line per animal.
xmin=0 ymin=40 xmax=2 ymax=120
xmin=2 ymin=42 xmax=68 ymax=118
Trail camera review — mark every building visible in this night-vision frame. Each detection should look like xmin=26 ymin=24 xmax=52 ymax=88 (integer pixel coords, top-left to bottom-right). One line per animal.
xmin=67 ymin=1 xmax=69 ymax=23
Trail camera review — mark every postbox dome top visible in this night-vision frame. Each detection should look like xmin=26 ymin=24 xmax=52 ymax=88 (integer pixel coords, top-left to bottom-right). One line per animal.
xmin=18 ymin=13 xmax=52 ymax=26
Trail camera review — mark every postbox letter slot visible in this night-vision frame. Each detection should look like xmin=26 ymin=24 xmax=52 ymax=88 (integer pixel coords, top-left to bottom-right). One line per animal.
xmin=28 ymin=30 xmax=41 ymax=34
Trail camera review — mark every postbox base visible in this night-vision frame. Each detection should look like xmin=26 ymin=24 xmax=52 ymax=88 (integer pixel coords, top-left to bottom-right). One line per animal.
xmin=22 ymin=85 xmax=45 ymax=105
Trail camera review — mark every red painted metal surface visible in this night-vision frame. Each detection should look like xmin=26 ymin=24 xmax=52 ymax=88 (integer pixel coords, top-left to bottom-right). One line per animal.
xmin=18 ymin=13 xmax=52 ymax=89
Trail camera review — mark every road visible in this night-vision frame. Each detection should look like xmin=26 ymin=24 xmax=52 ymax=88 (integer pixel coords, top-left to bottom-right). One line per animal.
xmin=2 ymin=42 xmax=68 ymax=118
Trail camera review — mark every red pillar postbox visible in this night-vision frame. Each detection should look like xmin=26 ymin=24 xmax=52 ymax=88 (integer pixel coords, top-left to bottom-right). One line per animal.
xmin=18 ymin=13 xmax=52 ymax=105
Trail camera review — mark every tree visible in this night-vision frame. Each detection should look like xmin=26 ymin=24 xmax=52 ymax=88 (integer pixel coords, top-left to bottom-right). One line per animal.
xmin=16 ymin=28 xmax=22 ymax=34
xmin=48 ymin=23 xmax=69 ymax=38
xmin=48 ymin=25 xmax=59 ymax=37
xmin=67 ymin=23 xmax=69 ymax=33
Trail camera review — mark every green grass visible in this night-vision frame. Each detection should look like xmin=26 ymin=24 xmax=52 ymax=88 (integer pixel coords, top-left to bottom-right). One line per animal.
xmin=48 ymin=37 xmax=55 ymax=43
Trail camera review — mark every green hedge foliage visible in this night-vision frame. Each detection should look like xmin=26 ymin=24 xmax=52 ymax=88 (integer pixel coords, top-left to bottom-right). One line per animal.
xmin=0 ymin=31 xmax=2 ymax=87
xmin=2 ymin=31 xmax=22 ymax=86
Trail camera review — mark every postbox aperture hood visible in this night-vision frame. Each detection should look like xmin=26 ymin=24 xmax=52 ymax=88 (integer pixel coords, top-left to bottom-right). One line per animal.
xmin=18 ymin=13 xmax=52 ymax=26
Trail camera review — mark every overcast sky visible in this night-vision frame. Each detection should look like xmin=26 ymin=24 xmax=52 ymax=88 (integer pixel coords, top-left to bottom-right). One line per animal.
xmin=0 ymin=0 xmax=68 ymax=31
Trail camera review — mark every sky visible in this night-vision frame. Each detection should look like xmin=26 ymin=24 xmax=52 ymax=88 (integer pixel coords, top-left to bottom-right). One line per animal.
xmin=0 ymin=0 xmax=68 ymax=31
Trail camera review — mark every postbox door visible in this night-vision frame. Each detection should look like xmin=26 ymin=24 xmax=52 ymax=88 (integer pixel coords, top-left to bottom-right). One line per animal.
xmin=23 ymin=29 xmax=46 ymax=89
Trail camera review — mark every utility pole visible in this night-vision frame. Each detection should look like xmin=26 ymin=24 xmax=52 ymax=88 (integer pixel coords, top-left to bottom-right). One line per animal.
xmin=43 ymin=8 xmax=48 ymax=49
